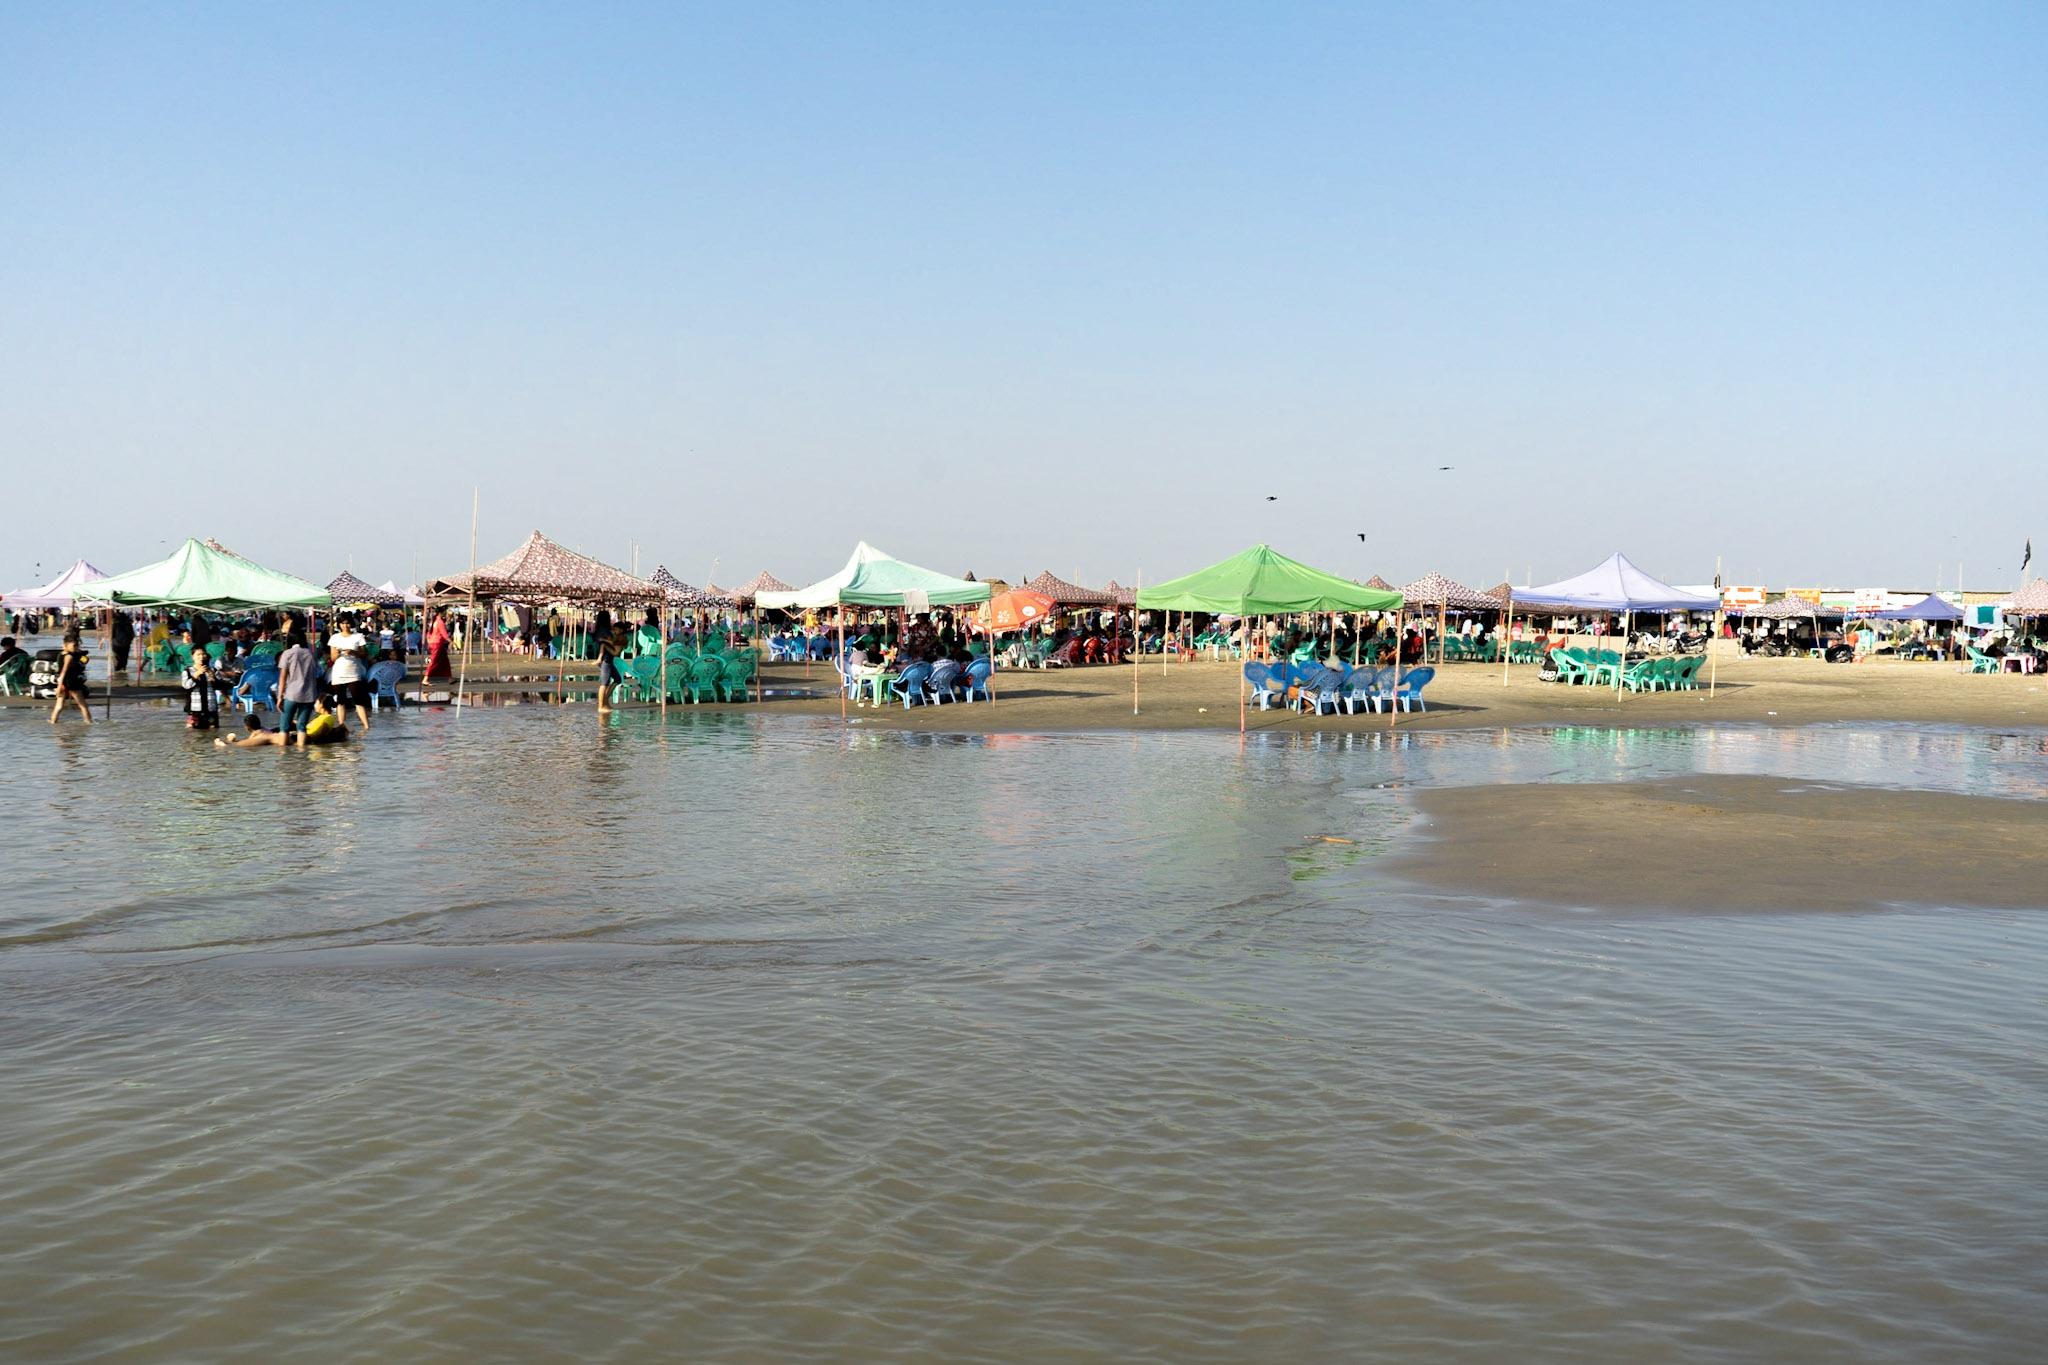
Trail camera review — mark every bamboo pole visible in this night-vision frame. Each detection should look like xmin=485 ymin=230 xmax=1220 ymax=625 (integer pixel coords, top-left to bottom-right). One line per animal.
xmin=838 ymin=608 xmax=847 ymax=720
xmin=102 ymin=605 xmax=112 ymax=720
xmin=455 ymin=488 xmax=478 ymax=716
xmin=1616 ymin=610 xmax=1631 ymax=695
xmin=1388 ymin=610 xmax=1403 ymax=730
xmin=1132 ymin=571 xmax=1141 ymax=715
xmin=1501 ymin=598 xmax=1514 ymax=686
xmin=660 ymin=597 xmax=670 ymax=713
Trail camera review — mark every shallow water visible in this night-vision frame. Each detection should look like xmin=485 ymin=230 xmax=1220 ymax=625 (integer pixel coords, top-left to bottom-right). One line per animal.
xmin=2 ymin=711 xmax=2044 ymax=1362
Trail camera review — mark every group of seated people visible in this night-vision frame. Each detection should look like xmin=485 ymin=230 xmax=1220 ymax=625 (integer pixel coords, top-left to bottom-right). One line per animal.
xmin=839 ymin=632 xmax=993 ymax=705
xmin=1002 ymin=623 xmax=1128 ymax=667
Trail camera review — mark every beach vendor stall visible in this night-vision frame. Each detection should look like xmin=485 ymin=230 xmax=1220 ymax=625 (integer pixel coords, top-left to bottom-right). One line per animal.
xmin=1138 ymin=544 xmax=1404 ymax=731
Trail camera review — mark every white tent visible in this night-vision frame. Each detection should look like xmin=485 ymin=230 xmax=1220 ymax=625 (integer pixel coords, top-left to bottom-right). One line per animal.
xmin=757 ymin=543 xmax=991 ymax=611
xmin=5 ymin=559 xmax=106 ymax=613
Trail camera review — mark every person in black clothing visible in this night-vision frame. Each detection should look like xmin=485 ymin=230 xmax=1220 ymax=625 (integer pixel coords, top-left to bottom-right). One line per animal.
xmin=110 ymin=611 xmax=134 ymax=672
xmin=50 ymin=628 xmax=92 ymax=724
xmin=596 ymin=626 xmax=624 ymax=713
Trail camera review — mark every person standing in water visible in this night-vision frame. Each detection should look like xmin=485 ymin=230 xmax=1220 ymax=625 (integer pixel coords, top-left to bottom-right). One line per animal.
xmin=49 ymin=628 xmax=92 ymax=725
xmin=275 ymin=629 xmax=320 ymax=738
xmin=326 ymin=614 xmax=373 ymax=731
xmin=110 ymin=610 xmax=134 ymax=673
xmin=424 ymin=607 xmax=452 ymax=680
xmin=596 ymin=625 xmax=623 ymax=713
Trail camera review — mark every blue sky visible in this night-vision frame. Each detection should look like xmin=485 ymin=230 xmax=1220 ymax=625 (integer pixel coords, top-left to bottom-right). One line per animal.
xmin=3 ymin=2 xmax=2042 ymax=596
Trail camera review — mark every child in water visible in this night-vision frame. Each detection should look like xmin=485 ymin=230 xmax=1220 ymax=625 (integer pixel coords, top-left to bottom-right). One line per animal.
xmin=216 ymin=697 xmax=351 ymax=749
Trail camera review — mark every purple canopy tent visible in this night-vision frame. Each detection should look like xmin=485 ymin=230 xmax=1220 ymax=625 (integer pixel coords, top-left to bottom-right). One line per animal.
xmin=1862 ymin=593 xmax=1962 ymax=622
xmin=1509 ymin=553 xmax=1719 ymax=694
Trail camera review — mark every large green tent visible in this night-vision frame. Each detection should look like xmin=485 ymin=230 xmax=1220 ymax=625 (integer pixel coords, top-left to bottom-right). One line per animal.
xmin=74 ymin=538 xmax=332 ymax=612
xmin=1137 ymin=544 xmax=1403 ymax=614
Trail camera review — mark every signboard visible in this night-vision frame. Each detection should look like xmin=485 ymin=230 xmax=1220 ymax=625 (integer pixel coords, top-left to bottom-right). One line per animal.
xmin=1721 ymin=585 xmax=1765 ymax=610
xmin=1851 ymin=588 xmax=1891 ymax=616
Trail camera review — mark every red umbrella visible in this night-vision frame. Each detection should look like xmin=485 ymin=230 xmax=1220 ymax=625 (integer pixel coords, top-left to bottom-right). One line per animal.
xmin=978 ymin=588 xmax=1056 ymax=634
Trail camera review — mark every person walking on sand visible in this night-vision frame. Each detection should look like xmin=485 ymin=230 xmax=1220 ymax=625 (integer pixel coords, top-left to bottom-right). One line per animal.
xmin=49 ymin=628 xmax=92 ymax=725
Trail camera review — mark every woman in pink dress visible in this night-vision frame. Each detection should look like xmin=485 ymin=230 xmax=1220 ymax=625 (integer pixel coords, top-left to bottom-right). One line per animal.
xmin=424 ymin=608 xmax=453 ymax=680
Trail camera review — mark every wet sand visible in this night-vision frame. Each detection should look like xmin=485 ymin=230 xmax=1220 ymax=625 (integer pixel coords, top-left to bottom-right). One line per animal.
xmin=1390 ymin=773 xmax=2048 ymax=912
xmin=12 ymin=647 xmax=2048 ymax=734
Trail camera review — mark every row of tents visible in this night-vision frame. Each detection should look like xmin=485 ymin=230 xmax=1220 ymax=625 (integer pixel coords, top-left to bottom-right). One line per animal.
xmin=11 ymin=535 xmax=2044 ymax=628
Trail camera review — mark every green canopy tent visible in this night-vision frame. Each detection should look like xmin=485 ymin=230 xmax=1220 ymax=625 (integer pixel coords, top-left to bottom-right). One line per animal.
xmin=72 ymin=538 xmax=332 ymax=718
xmin=757 ymin=543 xmax=992 ymax=716
xmin=76 ymin=538 xmax=331 ymax=613
xmin=1137 ymin=544 xmax=1404 ymax=729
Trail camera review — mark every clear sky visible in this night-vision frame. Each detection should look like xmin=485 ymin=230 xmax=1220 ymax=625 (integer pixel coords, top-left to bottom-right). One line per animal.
xmin=3 ymin=2 xmax=2042 ymax=597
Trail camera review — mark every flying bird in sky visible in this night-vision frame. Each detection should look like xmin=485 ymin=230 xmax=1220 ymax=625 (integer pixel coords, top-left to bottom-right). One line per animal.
xmin=1265 ymin=495 xmax=1278 ymax=501
xmin=1356 ymin=533 xmax=1367 ymax=541
xmin=1438 ymin=465 xmax=1454 ymax=471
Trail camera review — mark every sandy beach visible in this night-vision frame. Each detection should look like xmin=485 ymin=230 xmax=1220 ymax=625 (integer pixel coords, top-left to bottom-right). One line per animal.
xmin=1389 ymin=773 xmax=2048 ymax=912
xmin=12 ymin=646 xmax=2048 ymax=733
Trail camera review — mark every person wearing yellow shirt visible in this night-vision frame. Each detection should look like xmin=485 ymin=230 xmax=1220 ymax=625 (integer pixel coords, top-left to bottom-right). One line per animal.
xmin=215 ymin=696 xmax=351 ymax=749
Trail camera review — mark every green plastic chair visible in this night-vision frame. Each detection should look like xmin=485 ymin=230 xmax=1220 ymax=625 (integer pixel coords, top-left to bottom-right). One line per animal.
xmin=720 ymin=654 xmax=755 ymax=701
xmin=0 ymin=654 xmax=29 ymax=695
xmin=625 ymin=656 xmax=663 ymax=700
xmin=687 ymin=655 xmax=724 ymax=702
xmin=1967 ymin=649 xmax=1999 ymax=674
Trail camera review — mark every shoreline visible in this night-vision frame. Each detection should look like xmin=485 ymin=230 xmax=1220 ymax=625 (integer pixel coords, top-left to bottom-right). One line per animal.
xmin=9 ymin=650 xmax=2048 ymax=734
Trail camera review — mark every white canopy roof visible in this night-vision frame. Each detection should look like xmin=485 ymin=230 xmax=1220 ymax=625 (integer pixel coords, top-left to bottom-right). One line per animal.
xmin=757 ymin=542 xmax=992 ymax=610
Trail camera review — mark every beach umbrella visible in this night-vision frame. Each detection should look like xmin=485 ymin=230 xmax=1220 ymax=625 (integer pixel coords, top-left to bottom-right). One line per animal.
xmin=977 ymin=588 xmax=1056 ymax=634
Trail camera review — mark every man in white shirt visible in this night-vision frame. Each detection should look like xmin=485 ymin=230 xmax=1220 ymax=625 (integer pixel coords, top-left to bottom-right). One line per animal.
xmin=327 ymin=616 xmax=374 ymax=731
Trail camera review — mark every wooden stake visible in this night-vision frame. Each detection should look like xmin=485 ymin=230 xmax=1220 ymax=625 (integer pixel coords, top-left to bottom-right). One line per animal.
xmin=455 ymin=487 xmax=478 ymax=716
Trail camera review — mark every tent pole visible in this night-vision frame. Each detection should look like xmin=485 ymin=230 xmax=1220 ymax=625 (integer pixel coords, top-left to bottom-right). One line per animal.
xmin=1501 ymin=599 xmax=1513 ymax=686
xmin=1389 ymin=611 xmax=1403 ymax=730
xmin=455 ymin=488 xmax=478 ymax=716
xmin=660 ymin=598 xmax=670 ymax=713
xmin=837 ymin=609 xmax=846 ymax=720
xmin=103 ymin=604 xmax=112 ymax=720
xmin=1617 ymin=610 xmax=1630 ymax=695
xmin=751 ymin=601 xmax=759 ymax=703
xmin=1132 ymin=571 xmax=1141 ymax=715
xmin=1703 ymin=556 xmax=1720 ymax=703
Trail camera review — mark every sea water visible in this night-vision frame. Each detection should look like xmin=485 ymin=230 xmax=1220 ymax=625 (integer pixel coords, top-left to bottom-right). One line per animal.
xmin=2 ymin=711 xmax=2043 ymax=1362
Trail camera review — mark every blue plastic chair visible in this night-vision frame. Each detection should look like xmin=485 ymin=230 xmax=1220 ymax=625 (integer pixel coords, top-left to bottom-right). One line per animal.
xmin=1296 ymin=664 xmax=1345 ymax=715
xmin=368 ymin=660 xmax=406 ymax=710
xmin=1244 ymin=661 xmax=1284 ymax=710
xmin=925 ymin=660 xmax=962 ymax=703
xmin=892 ymin=662 xmax=933 ymax=708
xmin=1343 ymin=667 xmax=1386 ymax=714
xmin=1394 ymin=665 xmax=1436 ymax=711
xmin=231 ymin=667 xmax=279 ymax=715
xmin=960 ymin=657 xmax=993 ymax=702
